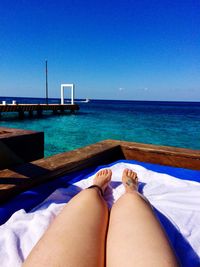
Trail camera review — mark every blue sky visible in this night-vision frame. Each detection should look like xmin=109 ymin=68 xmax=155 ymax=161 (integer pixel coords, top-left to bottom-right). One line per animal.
xmin=0 ymin=0 xmax=199 ymax=101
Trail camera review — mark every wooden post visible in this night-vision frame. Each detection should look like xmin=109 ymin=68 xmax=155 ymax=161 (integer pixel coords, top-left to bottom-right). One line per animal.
xmin=18 ymin=111 xmax=24 ymax=119
xmin=45 ymin=60 xmax=48 ymax=105
xmin=29 ymin=110 xmax=33 ymax=118
xmin=37 ymin=110 xmax=43 ymax=117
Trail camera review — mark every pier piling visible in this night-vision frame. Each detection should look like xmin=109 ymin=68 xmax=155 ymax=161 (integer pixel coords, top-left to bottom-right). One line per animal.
xmin=29 ymin=110 xmax=33 ymax=117
xmin=0 ymin=104 xmax=79 ymax=120
xmin=37 ymin=110 xmax=43 ymax=117
xmin=18 ymin=111 xmax=24 ymax=120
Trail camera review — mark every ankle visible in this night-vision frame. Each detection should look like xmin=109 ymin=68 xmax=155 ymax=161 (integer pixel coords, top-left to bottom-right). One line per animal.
xmin=87 ymin=185 xmax=103 ymax=196
xmin=125 ymin=185 xmax=138 ymax=194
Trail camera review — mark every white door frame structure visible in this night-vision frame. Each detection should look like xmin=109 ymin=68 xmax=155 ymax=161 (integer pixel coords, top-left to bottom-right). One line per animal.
xmin=61 ymin=84 xmax=75 ymax=105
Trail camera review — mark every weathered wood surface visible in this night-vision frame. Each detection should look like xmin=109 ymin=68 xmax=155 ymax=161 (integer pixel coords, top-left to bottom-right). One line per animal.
xmin=0 ymin=127 xmax=39 ymax=137
xmin=0 ymin=139 xmax=200 ymax=204
xmin=106 ymin=140 xmax=200 ymax=170
xmin=0 ymin=104 xmax=79 ymax=112
xmin=0 ymin=141 xmax=123 ymax=203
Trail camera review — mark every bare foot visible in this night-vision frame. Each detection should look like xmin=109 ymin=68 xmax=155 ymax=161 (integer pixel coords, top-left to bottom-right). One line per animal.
xmin=122 ymin=168 xmax=138 ymax=193
xmin=93 ymin=169 xmax=112 ymax=194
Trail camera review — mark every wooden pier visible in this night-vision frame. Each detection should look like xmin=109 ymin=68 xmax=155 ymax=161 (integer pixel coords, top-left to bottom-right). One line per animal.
xmin=0 ymin=104 xmax=79 ymax=119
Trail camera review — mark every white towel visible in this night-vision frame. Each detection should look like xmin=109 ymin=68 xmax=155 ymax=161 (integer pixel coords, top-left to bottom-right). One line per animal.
xmin=0 ymin=162 xmax=200 ymax=266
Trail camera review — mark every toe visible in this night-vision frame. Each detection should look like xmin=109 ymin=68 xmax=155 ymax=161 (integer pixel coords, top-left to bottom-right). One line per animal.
xmin=123 ymin=168 xmax=128 ymax=176
xmin=131 ymin=171 xmax=135 ymax=178
xmin=98 ymin=170 xmax=103 ymax=176
xmin=128 ymin=169 xmax=132 ymax=177
xmin=105 ymin=169 xmax=111 ymax=177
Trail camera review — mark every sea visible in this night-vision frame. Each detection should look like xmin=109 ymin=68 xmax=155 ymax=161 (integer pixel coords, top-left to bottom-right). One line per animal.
xmin=0 ymin=96 xmax=200 ymax=157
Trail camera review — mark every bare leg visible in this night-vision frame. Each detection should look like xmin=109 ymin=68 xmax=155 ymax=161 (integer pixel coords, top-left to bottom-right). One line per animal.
xmin=107 ymin=169 xmax=179 ymax=267
xmin=23 ymin=169 xmax=112 ymax=267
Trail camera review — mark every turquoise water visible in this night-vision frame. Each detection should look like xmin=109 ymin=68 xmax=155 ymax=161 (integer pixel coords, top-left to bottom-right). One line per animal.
xmin=0 ymin=98 xmax=200 ymax=157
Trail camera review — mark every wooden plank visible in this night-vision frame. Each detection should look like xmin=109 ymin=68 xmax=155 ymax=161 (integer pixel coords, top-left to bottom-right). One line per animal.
xmin=103 ymin=140 xmax=200 ymax=170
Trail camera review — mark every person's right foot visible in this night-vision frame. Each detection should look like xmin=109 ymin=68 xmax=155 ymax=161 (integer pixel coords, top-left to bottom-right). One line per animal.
xmin=93 ymin=169 xmax=112 ymax=194
xmin=122 ymin=168 xmax=138 ymax=193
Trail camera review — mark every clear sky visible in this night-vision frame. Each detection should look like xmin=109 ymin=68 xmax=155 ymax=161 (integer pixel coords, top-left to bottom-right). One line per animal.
xmin=0 ymin=0 xmax=199 ymax=101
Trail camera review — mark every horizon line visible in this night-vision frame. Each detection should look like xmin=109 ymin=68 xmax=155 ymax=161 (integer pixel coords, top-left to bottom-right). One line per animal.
xmin=0 ymin=96 xmax=200 ymax=103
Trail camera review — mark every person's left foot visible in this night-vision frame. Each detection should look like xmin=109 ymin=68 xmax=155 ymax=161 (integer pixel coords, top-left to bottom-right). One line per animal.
xmin=93 ymin=169 xmax=112 ymax=193
xmin=122 ymin=168 xmax=138 ymax=193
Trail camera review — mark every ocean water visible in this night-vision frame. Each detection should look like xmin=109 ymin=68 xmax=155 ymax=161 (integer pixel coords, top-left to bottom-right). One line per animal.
xmin=0 ymin=97 xmax=200 ymax=157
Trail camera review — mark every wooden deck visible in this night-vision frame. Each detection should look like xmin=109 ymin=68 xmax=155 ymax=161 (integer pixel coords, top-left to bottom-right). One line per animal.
xmin=0 ymin=104 xmax=79 ymax=119
xmin=0 ymin=140 xmax=200 ymax=204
